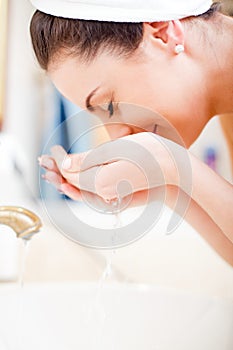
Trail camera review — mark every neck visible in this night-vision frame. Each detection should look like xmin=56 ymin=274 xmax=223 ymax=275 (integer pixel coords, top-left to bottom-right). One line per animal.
xmin=205 ymin=14 xmax=233 ymax=118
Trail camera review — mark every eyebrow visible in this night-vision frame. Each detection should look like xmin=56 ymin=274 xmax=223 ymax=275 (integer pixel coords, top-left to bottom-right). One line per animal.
xmin=85 ymin=87 xmax=100 ymax=111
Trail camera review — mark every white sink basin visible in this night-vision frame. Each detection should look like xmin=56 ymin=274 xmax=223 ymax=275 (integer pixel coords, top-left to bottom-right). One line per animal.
xmin=0 ymin=282 xmax=232 ymax=350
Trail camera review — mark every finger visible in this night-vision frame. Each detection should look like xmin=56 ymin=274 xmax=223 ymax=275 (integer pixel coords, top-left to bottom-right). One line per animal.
xmin=42 ymin=170 xmax=65 ymax=191
xmin=61 ymin=151 xmax=91 ymax=173
xmin=50 ymin=145 xmax=69 ymax=171
xmin=61 ymin=143 xmax=122 ymax=174
xmin=42 ymin=159 xmax=104 ymax=197
xmin=60 ymin=183 xmax=84 ymax=201
xmin=39 ymin=155 xmax=60 ymax=173
xmin=50 ymin=145 xmax=92 ymax=174
xmin=60 ymin=183 xmax=115 ymax=212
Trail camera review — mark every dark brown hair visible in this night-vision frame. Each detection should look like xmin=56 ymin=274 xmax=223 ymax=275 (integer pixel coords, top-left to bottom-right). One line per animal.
xmin=30 ymin=2 xmax=222 ymax=70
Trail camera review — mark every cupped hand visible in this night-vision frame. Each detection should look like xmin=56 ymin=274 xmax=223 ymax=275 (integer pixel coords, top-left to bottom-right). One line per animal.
xmin=39 ymin=132 xmax=182 ymax=206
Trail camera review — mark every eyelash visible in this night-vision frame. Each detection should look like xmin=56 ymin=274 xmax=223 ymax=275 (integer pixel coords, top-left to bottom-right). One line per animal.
xmin=108 ymin=101 xmax=114 ymax=118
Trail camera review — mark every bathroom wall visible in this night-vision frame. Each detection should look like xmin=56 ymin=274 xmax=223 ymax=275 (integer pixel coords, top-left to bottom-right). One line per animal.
xmin=190 ymin=116 xmax=232 ymax=182
xmin=0 ymin=0 xmax=8 ymax=129
xmin=3 ymin=0 xmax=47 ymax=196
xmin=3 ymin=0 xmax=108 ymax=200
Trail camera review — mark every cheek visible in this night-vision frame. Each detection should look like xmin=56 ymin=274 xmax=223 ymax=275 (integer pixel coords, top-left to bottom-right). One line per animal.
xmin=158 ymin=116 xmax=203 ymax=147
xmin=116 ymin=102 xmax=158 ymax=130
xmin=115 ymin=64 xmax=204 ymax=146
xmin=133 ymin=82 xmax=202 ymax=145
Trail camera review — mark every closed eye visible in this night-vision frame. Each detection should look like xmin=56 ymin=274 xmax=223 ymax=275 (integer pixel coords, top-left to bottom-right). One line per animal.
xmin=95 ymin=101 xmax=115 ymax=118
xmin=86 ymin=100 xmax=115 ymax=119
xmin=108 ymin=101 xmax=114 ymax=118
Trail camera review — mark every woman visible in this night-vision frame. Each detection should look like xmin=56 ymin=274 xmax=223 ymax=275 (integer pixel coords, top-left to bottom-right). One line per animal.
xmin=30 ymin=0 xmax=233 ymax=263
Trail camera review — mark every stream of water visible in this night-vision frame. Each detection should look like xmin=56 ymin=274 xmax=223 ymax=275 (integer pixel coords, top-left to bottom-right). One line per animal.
xmin=19 ymin=239 xmax=30 ymax=288
xmin=90 ymin=198 xmax=122 ymax=349
xmin=14 ymin=239 xmax=31 ymax=350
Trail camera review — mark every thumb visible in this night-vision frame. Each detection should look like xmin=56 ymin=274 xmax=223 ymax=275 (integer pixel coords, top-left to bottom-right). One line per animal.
xmin=51 ymin=145 xmax=89 ymax=173
xmin=61 ymin=151 xmax=91 ymax=173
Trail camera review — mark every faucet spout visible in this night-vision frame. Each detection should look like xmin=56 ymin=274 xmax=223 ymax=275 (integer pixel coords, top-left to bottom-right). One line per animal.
xmin=0 ymin=206 xmax=42 ymax=240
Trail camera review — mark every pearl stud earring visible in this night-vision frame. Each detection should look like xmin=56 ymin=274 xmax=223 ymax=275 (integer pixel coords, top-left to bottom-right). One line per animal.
xmin=175 ymin=44 xmax=184 ymax=54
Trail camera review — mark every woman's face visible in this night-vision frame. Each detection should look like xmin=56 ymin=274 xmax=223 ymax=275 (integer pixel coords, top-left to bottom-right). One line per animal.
xmin=49 ymin=29 xmax=210 ymax=147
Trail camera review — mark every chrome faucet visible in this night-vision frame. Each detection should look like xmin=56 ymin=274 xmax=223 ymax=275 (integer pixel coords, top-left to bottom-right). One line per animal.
xmin=0 ymin=206 xmax=42 ymax=239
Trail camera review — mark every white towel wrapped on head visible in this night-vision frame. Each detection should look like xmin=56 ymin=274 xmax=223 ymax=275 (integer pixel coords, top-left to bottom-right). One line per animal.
xmin=30 ymin=0 xmax=213 ymax=22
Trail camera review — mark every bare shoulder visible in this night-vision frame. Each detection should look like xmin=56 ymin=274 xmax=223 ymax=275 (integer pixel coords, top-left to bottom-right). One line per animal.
xmin=219 ymin=113 xmax=233 ymax=175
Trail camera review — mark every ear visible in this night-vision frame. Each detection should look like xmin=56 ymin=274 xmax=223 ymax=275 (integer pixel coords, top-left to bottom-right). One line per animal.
xmin=143 ymin=20 xmax=185 ymax=53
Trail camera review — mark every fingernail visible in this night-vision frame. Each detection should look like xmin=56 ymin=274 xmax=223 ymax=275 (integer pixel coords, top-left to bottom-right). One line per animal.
xmin=63 ymin=157 xmax=72 ymax=170
xmin=38 ymin=157 xmax=42 ymax=164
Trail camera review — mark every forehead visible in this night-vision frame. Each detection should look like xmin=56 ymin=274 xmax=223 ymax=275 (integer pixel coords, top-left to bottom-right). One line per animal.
xmin=48 ymin=53 xmax=125 ymax=107
xmin=48 ymin=48 xmax=146 ymax=108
